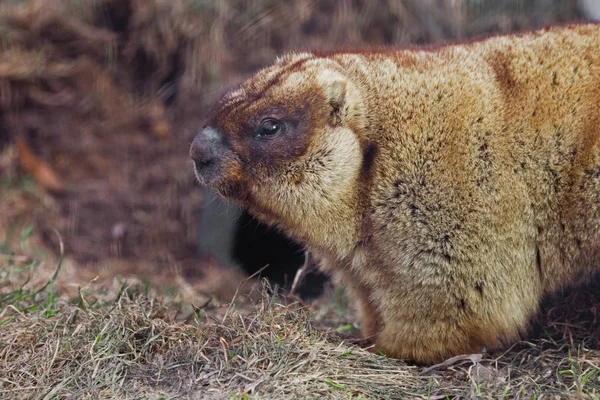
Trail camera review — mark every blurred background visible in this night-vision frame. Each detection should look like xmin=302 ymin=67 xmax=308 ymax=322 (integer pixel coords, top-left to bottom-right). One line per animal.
xmin=0 ymin=0 xmax=598 ymax=303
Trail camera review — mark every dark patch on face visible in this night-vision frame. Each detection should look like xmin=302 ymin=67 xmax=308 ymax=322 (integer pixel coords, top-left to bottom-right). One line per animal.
xmin=243 ymin=93 xmax=325 ymax=171
xmin=459 ymin=298 xmax=466 ymax=310
xmin=201 ymin=56 xmax=314 ymax=132
xmin=212 ymin=56 xmax=353 ymax=188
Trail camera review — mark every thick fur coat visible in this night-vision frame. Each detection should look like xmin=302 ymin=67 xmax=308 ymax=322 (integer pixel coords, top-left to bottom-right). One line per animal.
xmin=190 ymin=24 xmax=600 ymax=364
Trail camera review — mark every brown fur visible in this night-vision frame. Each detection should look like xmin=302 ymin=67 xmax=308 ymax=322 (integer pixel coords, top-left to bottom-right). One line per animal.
xmin=190 ymin=23 xmax=600 ymax=364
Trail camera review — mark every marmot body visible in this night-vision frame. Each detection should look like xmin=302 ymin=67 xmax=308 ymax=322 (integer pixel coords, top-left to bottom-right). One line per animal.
xmin=190 ymin=24 xmax=600 ymax=364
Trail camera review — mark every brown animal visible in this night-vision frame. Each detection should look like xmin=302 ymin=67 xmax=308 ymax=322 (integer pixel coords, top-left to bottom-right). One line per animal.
xmin=190 ymin=23 xmax=600 ymax=364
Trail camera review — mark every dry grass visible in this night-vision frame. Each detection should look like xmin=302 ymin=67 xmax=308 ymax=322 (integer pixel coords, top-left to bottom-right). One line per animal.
xmin=0 ymin=251 xmax=432 ymax=399
xmin=3 ymin=240 xmax=600 ymax=399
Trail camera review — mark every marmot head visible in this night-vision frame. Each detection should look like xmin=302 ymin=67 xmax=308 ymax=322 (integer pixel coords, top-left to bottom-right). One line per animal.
xmin=190 ymin=53 xmax=368 ymax=250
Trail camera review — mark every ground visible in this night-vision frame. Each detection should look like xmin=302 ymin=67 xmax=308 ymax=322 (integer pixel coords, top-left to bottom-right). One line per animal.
xmin=3 ymin=224 xmax=600 ymax=399
xmin=1 ymin=1 xmax=600 ymax=399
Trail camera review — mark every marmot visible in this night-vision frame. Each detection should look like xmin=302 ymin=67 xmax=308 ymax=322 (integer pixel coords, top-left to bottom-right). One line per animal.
xmin=190 ymin=23 xmax=600 ymax=364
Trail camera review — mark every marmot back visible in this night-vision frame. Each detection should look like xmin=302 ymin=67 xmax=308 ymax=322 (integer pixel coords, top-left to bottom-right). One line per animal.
xmin=190 ymin=23 xmax=600 ymax=364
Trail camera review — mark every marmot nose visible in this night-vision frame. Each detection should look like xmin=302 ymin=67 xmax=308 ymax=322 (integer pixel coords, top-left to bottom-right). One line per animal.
xmin=190 ymin=127 xmax=226 ymax=183
xmin=190 ymin=126 xmax=224 ymax=160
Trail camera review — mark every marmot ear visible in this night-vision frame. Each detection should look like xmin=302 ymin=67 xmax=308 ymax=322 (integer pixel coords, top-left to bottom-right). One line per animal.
xmin=324 ymin=80 xmax=347 ymax=125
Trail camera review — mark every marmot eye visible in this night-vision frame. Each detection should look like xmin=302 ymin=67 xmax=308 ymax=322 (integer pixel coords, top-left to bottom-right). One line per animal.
xmin=257 ymin=119 xmax=283 ymax=138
